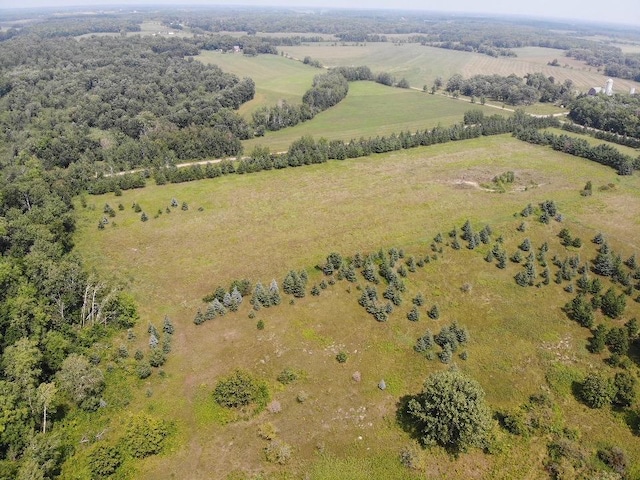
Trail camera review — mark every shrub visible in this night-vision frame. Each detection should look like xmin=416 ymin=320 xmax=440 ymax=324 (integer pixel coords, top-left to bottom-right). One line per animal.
xmin=264 ymin=439 xmax=292 ymax=465
xmin=277 ymin=368 xmax=298 ymax=385
xmin=336 ymin=351 xmax=348 ymax=363
xmin=120 ymin=414 xmax=170 ymax=458
xmin=258 ymin=422 xmax=278 ymax=440
xmin=613 ymin=371 xmax=636 ymax=407
xmin=137 ymin=362 xmax=151 ymax=379
xmin=89 ymin=445 xmax=122 ymax=479
xmin=580 ymin=372 xmax=614 ymax=408
xmin=213 ymin=369 xmax=269 ymax=409
xmin=428 ymin=305 xmax=439 ymax=320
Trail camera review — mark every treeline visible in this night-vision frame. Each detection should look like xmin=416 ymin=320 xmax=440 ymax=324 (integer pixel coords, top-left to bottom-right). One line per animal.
xmin=568 ymin=94 xmax=640 ymax=139
xmin=129 ymin=112 xmax=559 ymax=191
xmin=0 ymin=35 xmax=254 ymax=171
xmin=445 ymin=73 xmax=575 ymax=106
xmin=251 ymin=71 xmax=348 ymax=133
xmin=566 ymin=46 xmax=640 ymax=82
xmin=0 ymin=158 xmax=139 ymax=475
xmin=198 ymin=34 xmax=278 ymax=55
xmin=3 ymin=15 xmax=142 ymax=39
xmin=561 ymin=123 xmax=640 ymax=149
xmin=513 ymin=128 xmax=638 ymax=175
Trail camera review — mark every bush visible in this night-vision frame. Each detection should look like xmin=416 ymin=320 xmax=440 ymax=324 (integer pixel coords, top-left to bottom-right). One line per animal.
xmin=580 ymin=373 xmax=614 ymax=408
xmin=89 ymin=445 xmax=122 ymax=478
xmin=264 ymin=439 xmax=292 ymax=465
xmin=120 ymin=414 xmax=170 ymax=458
xmin=258 ymin=422 xmax=278 ymax=440
xmin=336 ymin=351 xmax=348 ymax=363
xmin=137 ymin=362 xmax=152 ymax=379
xmin=597 ymin=446 xmax=628 ymax=476
xmin=277 ymin=368 xmax=298 ymax=385
xmin=213 ymin=369 xmax=269 ymax=409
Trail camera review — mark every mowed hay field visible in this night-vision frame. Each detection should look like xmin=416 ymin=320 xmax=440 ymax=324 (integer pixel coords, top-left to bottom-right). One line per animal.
xmin=241 ymin=82 xmax=508 ymax=152
xmin=279 ymin=43 xmax=640 ymax=93
xmin=74 ymin=135 xmax=640 ymax=479
xmin=197 ymin=51 xmax=319 ymax=118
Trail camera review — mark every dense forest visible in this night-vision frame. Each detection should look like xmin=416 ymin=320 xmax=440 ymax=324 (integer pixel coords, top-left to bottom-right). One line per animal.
xmin=0 ymin=35 xmax=254 ymax=172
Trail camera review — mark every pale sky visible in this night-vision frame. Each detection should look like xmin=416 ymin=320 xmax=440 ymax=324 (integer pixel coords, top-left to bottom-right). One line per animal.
xmin=2 ymin=0 xmax=639 ymax=27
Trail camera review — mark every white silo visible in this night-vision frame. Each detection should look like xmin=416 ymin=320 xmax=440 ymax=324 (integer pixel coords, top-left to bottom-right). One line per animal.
xmin=605 ymin=78 xmax=613 ymax=95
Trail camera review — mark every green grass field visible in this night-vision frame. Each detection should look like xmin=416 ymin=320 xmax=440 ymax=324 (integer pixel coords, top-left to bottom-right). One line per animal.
xmin=197 ymin=51 xmax=320 ymax=118
xmin=240 ymin=82 xmax=507 ymax=152
xmin=73 ymin=135 xmax=640 ymax=479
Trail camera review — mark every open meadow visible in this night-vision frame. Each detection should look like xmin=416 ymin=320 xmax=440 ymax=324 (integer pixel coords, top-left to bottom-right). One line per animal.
xmin=74 ymin=135 xmax=640 ymax=479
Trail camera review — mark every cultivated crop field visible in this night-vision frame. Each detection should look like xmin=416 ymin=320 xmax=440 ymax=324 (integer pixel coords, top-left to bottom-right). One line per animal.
xmin=279 ymin=43 xmax=640 ymax=93
xmin=74 ymin=135 xmax=640 ymax=479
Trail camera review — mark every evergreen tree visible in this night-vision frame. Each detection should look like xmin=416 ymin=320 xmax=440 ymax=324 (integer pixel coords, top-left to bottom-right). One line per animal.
xmin=163 ymin=316 xmax=174 ymax=334
xmin=580 ymin=373 xmax=614 ymax=408
xmin=269 ymin=279 xmax=281 ymax=305
xmin=601 ymin=288 xmax=626 ymax=318
xmin=193 ymin=310 xmax=205 ymax=325
xmin=407 ymin=306 xmax=420 ymax=322
xmin=589 ymin=324 xmax=608 ymax=353
xmin=566 ymin=294 xmax=594 ymax=328
xmin=362 ymin=261 xmax=378 ymax=283
xmin=428 ymin=305 xmax=440 ymax=320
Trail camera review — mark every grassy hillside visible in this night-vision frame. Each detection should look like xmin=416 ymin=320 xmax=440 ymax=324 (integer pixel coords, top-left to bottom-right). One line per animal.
xmin=73 ymin=135 xmax=640 ymax=479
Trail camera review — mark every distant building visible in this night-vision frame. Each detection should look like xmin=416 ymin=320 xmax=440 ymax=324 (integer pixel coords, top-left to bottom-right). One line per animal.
xmin=587 ymin=79 xmax=614 ymax=96
xmin=605 ymin=78 xmax=613 ymax=95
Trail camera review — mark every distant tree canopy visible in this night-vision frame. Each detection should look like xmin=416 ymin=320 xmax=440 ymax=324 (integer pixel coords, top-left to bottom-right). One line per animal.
xmin=445 ymin=73 xmax=574 ymax=105
xmin=0 ymin=35 xmax=254 ymax=172
xmin=568 ymin=94 xmax=640 ymax=139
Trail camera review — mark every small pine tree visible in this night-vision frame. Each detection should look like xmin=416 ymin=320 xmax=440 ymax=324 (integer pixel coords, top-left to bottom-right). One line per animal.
xmin=407 ymin=306 xmax=420 ymax=322
xmin=193 ymin=311 xmax=205 ymax=325
xmin=412 ymin=293 xmax=425 ymax=306
xmin=428 ymin=304 xmax=440 ymax=320
xmin=149 ymin=332 xmax=159 ymax=348
xmin=140 ymin=212 xmax=148 ymax=222
xmin=163 ymin=316 xmax=174 ymax=334
xmin=438 ymin=343 xmax=453 ymax=363
xmin=181 ymin=201 xmax=188 ymax=211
